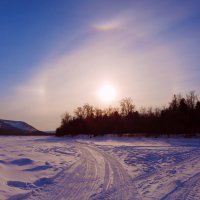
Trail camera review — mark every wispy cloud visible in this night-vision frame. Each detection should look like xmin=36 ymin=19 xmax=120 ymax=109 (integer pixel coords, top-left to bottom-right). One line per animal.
xmin=1 ymin=1 xmax=200 ymax=130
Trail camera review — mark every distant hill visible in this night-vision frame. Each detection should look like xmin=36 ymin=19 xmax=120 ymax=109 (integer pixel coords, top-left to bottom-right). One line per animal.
xmin=0 ymin=119 xmax=44 ymax=135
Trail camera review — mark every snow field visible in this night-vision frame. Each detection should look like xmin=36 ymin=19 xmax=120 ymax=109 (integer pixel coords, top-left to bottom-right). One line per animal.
xmin=0 ymin=136 xmax=200 ymax=200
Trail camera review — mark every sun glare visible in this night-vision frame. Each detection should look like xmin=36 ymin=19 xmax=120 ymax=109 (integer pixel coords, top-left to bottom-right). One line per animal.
xmin=98 ymin=83 xmax=117 ymax=103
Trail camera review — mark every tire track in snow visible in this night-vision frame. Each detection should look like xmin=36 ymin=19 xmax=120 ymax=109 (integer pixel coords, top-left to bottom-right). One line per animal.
xmin=86 ymin=144 xmax=141 ymax=200
xmin=131 ymin=148 xmax=200 ymax=200
xmin=161 ymin=172 xmax=200 ymax=200
xmin=133 ymin=148 xmax=200 ymax=182
xmin=16 ymin=143 xmax=140 ymax=200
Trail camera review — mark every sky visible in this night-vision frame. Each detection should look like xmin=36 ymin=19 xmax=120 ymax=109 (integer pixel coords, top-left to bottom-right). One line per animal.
xmin=0 ymin=0 xmax=200 ymax=131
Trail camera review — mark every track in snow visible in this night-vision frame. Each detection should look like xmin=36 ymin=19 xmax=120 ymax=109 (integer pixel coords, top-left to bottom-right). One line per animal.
xmin=162 ymin=172 xmax=200 ymax=200
xmin=14 ymin=143 xmax=141 ymax=200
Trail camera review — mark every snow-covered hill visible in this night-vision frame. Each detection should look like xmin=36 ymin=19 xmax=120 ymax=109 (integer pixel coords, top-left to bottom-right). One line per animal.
xmin=0 ymin=119 xmax=39 ymax=134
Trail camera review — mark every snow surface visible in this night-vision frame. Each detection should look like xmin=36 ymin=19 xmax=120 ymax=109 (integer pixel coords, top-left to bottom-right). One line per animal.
xmin=0 ymin=136 xmax=200 ymax=200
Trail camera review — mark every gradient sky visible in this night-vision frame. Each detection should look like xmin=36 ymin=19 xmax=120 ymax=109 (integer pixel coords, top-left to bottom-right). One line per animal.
xmin=0 ymin=0 xmax=200 ymax=131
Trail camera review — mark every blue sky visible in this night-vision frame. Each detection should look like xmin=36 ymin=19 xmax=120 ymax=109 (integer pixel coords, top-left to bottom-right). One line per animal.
xmin=0 ymin=0 xmax=200 ymax=130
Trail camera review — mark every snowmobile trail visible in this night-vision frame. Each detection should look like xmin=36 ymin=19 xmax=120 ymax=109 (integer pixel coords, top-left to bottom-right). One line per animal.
xmin=18 ymin=142 xmax=141 ymax=200
xmin=162 ymin=172 xmax=200 ymax=200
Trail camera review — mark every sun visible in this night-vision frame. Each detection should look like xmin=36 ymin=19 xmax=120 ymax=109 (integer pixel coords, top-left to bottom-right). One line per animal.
xmin=97 ymin=83 xmax=117 ymax=103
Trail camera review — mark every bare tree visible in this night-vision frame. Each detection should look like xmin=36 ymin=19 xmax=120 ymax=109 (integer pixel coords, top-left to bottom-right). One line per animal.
xmin=61 ymin=112 xmax=72 ymax=125
xmin=186 ymin=91 xmax=198 ymax=110
xmin=74 ymin=104 xmax=94 ymax=119
xmin=120 ymin=97 xmax=135 ymax=116
xmin=83 ymin=104 xmax=94 ymax=118
xmin=169 ymin=94 xmax=182 ymax=110
xmin=103 ymin=106 xmax=119 ymax=116
xmin=94 ymin=107 xmax=103 ymax=117
xmin=74 ymin=106 xmax=84 ymax=119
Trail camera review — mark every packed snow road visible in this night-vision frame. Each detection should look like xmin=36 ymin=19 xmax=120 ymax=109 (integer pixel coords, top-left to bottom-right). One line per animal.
xmin=15 ymin=142 xmax=141 ymax=200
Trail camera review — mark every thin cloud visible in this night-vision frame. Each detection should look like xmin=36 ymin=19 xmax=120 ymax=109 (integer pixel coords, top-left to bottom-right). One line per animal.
xmin=1 ymin=1 xmax=199 ymax=130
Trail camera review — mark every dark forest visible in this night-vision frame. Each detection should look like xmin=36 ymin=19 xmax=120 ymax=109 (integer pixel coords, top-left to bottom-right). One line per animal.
xmin=56 ymin=91 xmax=200 ymax=137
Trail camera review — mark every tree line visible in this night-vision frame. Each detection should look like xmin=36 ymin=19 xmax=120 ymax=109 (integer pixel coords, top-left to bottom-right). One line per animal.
xmin=56 ymin=91 xmax=200 ymax=137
